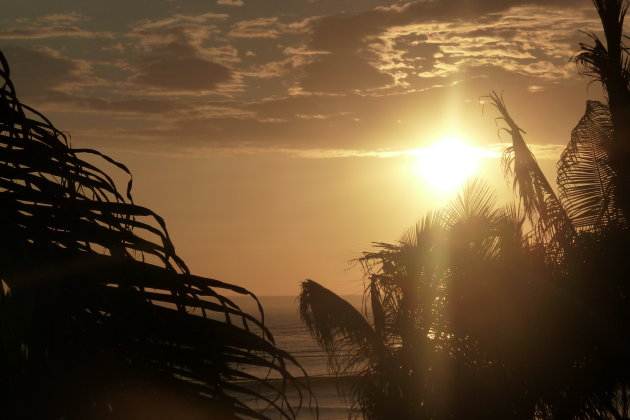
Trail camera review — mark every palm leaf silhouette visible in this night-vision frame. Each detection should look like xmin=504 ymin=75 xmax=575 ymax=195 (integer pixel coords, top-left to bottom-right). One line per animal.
xmin=489 ymin=91 xmax=574 ymax=250
xmin=557 ymin=100 xmax=623 ymax=229
xmin=299 ymin=279 xmax=384 ymax=375
xmin=0 ymin=51 xmax=309 ymax=419
xmin=574 ymin=0 xmax=630 ymax=218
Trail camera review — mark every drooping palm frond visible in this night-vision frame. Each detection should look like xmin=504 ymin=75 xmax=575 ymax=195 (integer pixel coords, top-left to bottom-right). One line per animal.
xmin=0 ymin=51 xmax=309 ymax=419
xmin=299 ymin=279 xmax=383 ymax=375
xmin=557 ymin=100 xmax=623 ymax=229
xmin=489 ymin=91 xmax=574 ymax=250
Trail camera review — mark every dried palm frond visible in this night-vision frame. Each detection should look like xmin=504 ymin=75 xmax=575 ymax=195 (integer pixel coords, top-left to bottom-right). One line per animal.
xmin=0 ymin=51 xmax=309 ymax=420
xmin=488 ymin=91 xmax=574 ymax=251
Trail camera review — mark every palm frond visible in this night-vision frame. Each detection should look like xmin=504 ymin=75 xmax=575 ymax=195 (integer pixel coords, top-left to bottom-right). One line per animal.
xmin=365 ymin=210 xmax=450 ymax=335
xmin=399 ymin=210 xmax=447 ymax=247
xmin=444 ymin=178 xmax=500 ymax=226
xmin=0 ymin=51 xmax=309 ymax=419
xmin=488 ymin=91 xmax=574 ymax=250
xmin=579 ymin=0 xmax=630 ymax=110
xmin=574 ymin=0 xmax=630 ymax=220
xmin=558 ymin=100 xmax=624 ymax=229
xmin=299 ymin=279 xmax=384 ymax=375
xmin=496 ymin=202 xmax=528 ymax=253
xmin=574 ymin=0 xmax=630 ymax=128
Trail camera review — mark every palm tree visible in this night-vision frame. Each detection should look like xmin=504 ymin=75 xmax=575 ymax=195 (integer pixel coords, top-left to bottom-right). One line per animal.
xmin=0 ymin=52 xmax=310 ymax=419
xmin=301 ymin=180 xmax=559 ymax=419
xmin=299 ymin=0 xmax=630 ymax=418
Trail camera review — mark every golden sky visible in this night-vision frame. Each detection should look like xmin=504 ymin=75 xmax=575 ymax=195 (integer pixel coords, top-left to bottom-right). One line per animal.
xmin=0 ymin=0 xmax=610 ymax=295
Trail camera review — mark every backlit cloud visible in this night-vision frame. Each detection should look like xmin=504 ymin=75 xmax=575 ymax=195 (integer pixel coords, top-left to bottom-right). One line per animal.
xmin=228 ymin=17 xmax=313 ymax=39
xmin=127 ymin=15 xmax=237 ymax=92
xmin=283 ymin=142 xmax=562 ymax=160
xmin=218 ymin=0 xmax=244 ymax=6
xmin=0 ymin=13 xmax=111 ymax=39
xmin=297 ymin=0 xmax=594 ymax=95
xmin=0 ymin=0 xmax=602 ymax=156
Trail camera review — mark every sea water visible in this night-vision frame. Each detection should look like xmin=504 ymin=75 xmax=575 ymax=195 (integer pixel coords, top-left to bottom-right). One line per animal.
xmin=227 ymin=294 xmax=364 ymax=419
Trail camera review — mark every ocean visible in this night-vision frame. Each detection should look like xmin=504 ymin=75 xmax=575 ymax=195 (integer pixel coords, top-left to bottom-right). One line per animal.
xmin=228 ymin=294 xmax=364 ymax=420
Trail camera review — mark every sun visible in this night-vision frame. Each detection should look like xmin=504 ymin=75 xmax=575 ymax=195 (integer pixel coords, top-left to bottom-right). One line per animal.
xmin=415 ymin=135 xmax=483 ymax=192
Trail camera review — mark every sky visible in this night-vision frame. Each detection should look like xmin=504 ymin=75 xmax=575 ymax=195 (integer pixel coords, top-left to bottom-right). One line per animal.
xmin=0 ymin=0 xmax=610 ymax=295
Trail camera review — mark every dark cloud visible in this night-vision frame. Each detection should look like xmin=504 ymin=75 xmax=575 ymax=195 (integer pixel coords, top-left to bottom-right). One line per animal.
xmin=134 ymin=51 xmax=232 ymax=90
xmin=127 ymin=17 xmax=235 ymax=91
xmin=300 ymin=53 xmax=394 ymax=92
xmin=0 ymin=46 xmax=198 ymax=115
xmin=36 ymin=91 xmax=186 ymax=115
xmin=1 ymin=46 xmax=98 ymax=97
xmin=309 ymin=13 xmax=384 ymax=52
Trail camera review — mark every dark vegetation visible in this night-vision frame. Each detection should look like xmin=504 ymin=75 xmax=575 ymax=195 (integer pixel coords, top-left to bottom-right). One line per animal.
xmin=300 ymin=0 xmax=630 ymax=418
xmin=0 ymin=52 xmax=310 ymax=419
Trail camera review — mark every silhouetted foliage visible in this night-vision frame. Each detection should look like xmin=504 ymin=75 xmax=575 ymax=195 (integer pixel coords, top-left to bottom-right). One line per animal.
xmin=299 ymin=1 xmax=630 ymax=419
xmin=0 ymin=52 xmax=310 ymax=419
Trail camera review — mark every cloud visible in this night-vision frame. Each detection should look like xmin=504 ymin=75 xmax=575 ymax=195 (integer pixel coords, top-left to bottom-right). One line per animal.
xmin=49 ymin=69 xmax=586 ymax=159
xmin=300 ymin=53 xmax=395 ymax=92
xmin=1 ymin=46 xmax=101 ymax=97
xmin=284 ymin=142 xmax=563 ymax=160
xmin=294 ymin=0 xmax=594 ymax=94
xmin=228 ymin=16 xmax=313 ymax=39
xmin=397 ymin=4 xmax=594 ymax=81
xmin=32 ymin=91 xmax=186 ymax=115
xmin=134 ymin=50 xmax=232 ymax=90
xmin=242 ymin=46 xmax=323 ymax=79
xmin=0 ymin=0 xmax=599 ymax=157
xmin=218 ymin=0 xmax=244 ymax=6
xmin=0 ymin=13 xmax=112 ymax=39
xmin=229 ymin=17 xmax=282 ymax=38
xmin=132 ymin=12 xmax=228 ymax=32
xmin=129 ymin=18 xmax=221 ymax=51
xmin=127 ymin=16 xmax=237 ymax=91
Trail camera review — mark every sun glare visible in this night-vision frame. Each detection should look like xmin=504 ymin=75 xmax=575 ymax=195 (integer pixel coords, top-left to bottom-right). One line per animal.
xmin=415 ymin=136 xmax=482 ymax=192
